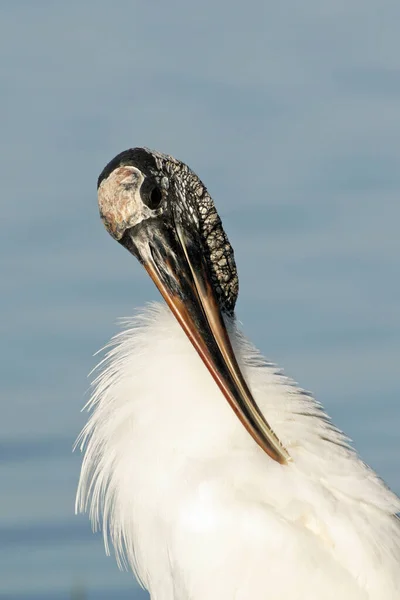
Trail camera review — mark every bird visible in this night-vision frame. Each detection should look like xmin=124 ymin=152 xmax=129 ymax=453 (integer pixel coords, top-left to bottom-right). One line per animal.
xmin=76 ymin=147 xmax=400 ymax=599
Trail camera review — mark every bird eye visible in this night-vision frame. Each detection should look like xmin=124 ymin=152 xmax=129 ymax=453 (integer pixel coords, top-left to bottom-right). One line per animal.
xmin=147 ymin=187 xmax=162 ymax=210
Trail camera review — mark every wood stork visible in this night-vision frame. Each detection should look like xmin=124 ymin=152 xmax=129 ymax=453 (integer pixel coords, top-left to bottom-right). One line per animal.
xmin=76 ymin=148 xmax=400 ymax=599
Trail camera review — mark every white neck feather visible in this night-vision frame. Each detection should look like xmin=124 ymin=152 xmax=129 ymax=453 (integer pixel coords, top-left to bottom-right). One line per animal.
xmin=76 ymin=302 xmax=400 ymax=596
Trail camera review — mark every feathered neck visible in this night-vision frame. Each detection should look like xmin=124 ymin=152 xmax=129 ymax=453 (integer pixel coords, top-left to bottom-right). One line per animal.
xmin=76 ymin=302 xmax=400 ymax=579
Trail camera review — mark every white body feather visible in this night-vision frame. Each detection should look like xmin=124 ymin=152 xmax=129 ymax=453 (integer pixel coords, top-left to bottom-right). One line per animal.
xmin=77 ymin=303 xmax=400 ymax=599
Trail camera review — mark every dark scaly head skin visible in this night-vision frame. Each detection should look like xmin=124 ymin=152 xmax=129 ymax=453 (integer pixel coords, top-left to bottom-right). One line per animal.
xmin=97 ymin=146 xmax=289 ymax=464
xmin=97 ymin=148 xmax=239 ymax=314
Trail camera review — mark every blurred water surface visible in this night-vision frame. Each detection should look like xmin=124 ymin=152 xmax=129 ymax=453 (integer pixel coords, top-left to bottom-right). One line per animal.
xmin=1 ymin=1 xmax=400 ymax=598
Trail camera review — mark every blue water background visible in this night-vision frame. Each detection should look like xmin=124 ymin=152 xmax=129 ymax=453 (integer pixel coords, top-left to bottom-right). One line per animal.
xmin=1 ymin=2 xmax=399 ymax=598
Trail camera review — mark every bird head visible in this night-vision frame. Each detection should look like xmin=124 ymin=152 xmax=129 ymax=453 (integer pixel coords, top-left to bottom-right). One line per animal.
xmin=97 ymin=147 xmax=289 ymax=465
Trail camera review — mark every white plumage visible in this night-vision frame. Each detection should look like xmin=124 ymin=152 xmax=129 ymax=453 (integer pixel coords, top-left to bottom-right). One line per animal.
xmin=77 ymin=302 xmax=400 ymax=599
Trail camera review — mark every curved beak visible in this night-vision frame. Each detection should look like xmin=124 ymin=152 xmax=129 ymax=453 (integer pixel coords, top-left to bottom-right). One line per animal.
xmin=120 ymin=208 xmax=290 ymax=465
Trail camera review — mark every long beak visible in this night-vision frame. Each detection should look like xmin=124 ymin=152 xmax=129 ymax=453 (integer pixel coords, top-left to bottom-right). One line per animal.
xmin=121 ymin=211 xmax=290 ymax=465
